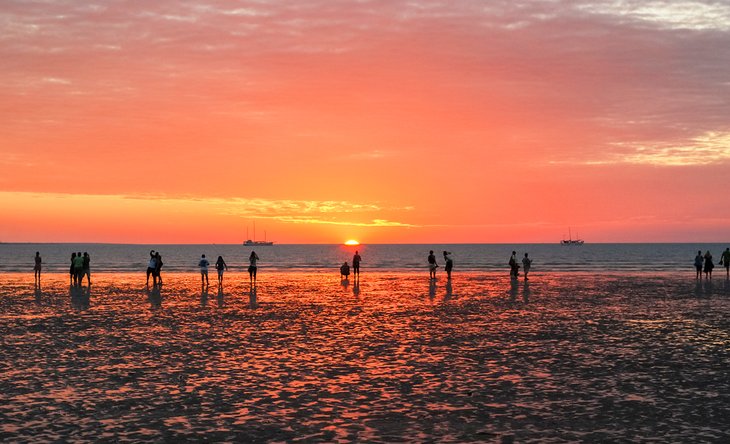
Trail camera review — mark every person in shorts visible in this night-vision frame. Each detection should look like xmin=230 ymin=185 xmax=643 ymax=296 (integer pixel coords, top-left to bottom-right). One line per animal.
xmin=215 ymin=255 xmax=228 ymax=285
xmin=199 ymin=254 xmax=210 ymax=286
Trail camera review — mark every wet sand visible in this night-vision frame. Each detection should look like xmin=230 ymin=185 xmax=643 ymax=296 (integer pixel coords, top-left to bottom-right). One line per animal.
xmin=1 ymin=272 xmax=729 ymax=442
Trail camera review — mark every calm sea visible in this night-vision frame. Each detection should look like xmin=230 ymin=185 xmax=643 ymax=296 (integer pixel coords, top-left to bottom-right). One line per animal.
xmin=0 ymin=243 xmax=727 ymax=273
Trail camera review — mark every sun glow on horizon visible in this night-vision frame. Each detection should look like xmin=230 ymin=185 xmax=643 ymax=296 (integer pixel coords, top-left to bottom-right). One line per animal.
xmin=344 ymin=240 xmax=360 ymax=246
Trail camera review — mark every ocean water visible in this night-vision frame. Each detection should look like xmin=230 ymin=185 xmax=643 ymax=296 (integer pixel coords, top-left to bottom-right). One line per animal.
xmin=1 ymin=243 xmax=727 ymax=274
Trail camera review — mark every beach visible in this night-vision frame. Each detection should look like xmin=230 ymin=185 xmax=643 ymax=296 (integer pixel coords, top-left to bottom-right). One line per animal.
xmin=1 ymin=271 xmax=729 ymax=442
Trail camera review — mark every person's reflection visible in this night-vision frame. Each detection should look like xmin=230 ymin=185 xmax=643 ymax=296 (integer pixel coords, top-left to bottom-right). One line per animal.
xmin=70 ymin=284 xmax=90 ymax=310
xmin=34 ymin=282 xmax=43 ymax=305
xmin=703 ymin=278 xmax=714 ymax=296
xmin=522 ymin=281 xmax=531 ymax=304
xmin=428 ymin=279 xmax=436 ymax=301
xmin=353 ymin=279 xmax=360 ymax=297
xmin=217 ymin=284 xmax=225 ymax=308
xmin=147 ymin=283 xmax=162 ymax=308
xmin=341 ymin=277 xmax=350 ymax=290
xmin=200 ymin=284 xmax=209 ymax=308
xmin=249 ymin=286 xmax=258 ymax=309
xmin=508 ymin=278 xmax=519 ymax=303
xmin=445 ymin=280 xmax=453 ymax=301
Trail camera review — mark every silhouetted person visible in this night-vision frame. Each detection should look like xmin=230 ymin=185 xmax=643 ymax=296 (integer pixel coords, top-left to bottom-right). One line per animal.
xmin=522 ymin=253 xmax=532 ymax=280
xmin=73 ymin=251 xmax=84 ymax=286
xmin=509 ymin=251 xmax=519 ymax=279
xmin=215 ymin=255 xmax=228 ymax=285
xmin=340 ymin=261 xmax=350 ymax=280
xmin=443 ymin=251 xmax=453 ymax=280
xmin=704 ymin=250 xmax=714 ymax=279
xmin=146 ymin=250 xmax=157 ymax=286
xmin=695 ymin=250 xmax=704 ymax=280
xmin=248 ymin=251 xmax=259 ymax=285
xmin=199 ymin=254 xmax=210 ymax=286
xmin=82 ymin=252 xmax=91 ymax=285
xmin=720 ymin=247 xmax=730 ymax=279
xmin=428 ymin=250 xmax=438 ymax=279
xmin=155 ymin=252 xmax=163 ymax=284
xmin=70 ymin=252 xmax=76 ymax=285
xmin=34 ymin=252 xmax=42 ymax=283
xmin=353 ymin=251 xmax=361 ymax=278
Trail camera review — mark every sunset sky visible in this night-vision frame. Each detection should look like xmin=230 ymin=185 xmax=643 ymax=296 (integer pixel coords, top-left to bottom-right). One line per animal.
xmin=1 ymin=0 xmax=729 ymax=243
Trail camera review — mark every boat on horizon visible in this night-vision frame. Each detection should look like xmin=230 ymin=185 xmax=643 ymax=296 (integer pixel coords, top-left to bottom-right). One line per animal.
xmin=243 ymin=223 xmax=274 ymax=246
xmin=561 ymin=228 xmax=584 ymax=245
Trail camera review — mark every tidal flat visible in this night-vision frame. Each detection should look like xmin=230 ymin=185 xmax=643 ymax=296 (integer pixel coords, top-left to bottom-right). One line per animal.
xmin=1 ymin=272 xmax=729 ymax=442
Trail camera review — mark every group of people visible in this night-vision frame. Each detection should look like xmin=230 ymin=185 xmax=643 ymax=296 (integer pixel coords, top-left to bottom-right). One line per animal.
xmin=32 ymin=247 xmax=730 ymax=288
xmin=198 ymin=251 xmax=260 ymax=286
xmin=427 ymin=250 xmax=454 ymax=280
xmin=695 ymin=248 xmax=730 ymax=279
xmin=340 ymin=250 xmax=362 ymax=280
xmin=69 ymin=252 xmax=91 ymax=286
xmin=509 ymin=251 xmax=533 ymax=280
xmin=146 ymin=250 xmax=164 ymax=286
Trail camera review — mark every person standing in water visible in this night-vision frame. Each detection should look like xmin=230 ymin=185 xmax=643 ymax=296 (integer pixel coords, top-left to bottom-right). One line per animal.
xmin=70 ymin=252 xmax=77 ymax=285
xmin=146 ymin=250 xmax=157 ymax=286
xmin=154 ymin=252 xmax=163 ymax=285
xmin=82 ymin=252 xmax=91 ymax=286
xmin=720 ymin=247 xmax=730 ymax=279
xmin=73 ymin=251 xmax=85 ymax=286
xmin=199 ymin=254 xmax=210 ymax=286
xmin=34 ymin=252 xmax=42 ymax=283
xmin=340 ymin=261 xmax=350 ymax=280
xmin=428 ymin=250 xmax=438 ymax=279
xmin=443 ymin=251 xmax=454 ymax=280
xmin=215 ymin=255 xmax=228 ymax=285
xmin=522 ymin=253 xmax=532 ymax=281
xmin=352 ymin=251 xmax=362 ymax=278
xmin=703 ymin=250 xmax=714 ymax=279
xmin=694 ymin=250 xmax=704 ymax=280
xmin=509 ymin=251 xmax=519 ymax=278
xmin=248 ymin=251 xmax=260 ymax=285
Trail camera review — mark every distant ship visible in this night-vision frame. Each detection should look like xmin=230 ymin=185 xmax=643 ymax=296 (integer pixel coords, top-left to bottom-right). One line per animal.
xmin=243 ymin=223 xmax=274 ymax=246
xmin=561 ymin=228 xmax=584 ymax=245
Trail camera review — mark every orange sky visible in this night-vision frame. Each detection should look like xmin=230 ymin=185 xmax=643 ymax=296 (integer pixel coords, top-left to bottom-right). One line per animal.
xmin=1 ymin=1 xmax=729 ymax=243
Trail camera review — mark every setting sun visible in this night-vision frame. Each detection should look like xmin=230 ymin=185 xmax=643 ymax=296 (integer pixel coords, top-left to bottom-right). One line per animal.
xmin=344 ymin=240 xmax=360 ymax=246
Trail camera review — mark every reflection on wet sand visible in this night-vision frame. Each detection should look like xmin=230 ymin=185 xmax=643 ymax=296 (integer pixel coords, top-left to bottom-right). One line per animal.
xmin=1 ymin=271 xmax=729 ymax=442
xmin=69 ymin=285 xmax=90 ymax=310
xmin=217 ymin=285 xmax=225 ymax=308
xmin=249 ymin=286 xmax=258 ymax=309
xmin=147 ymin=284 xmax=162 ymax=309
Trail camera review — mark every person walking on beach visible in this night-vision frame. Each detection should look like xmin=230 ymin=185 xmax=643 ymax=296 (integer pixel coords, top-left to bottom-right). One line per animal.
xmin=720 ymin=247 xmax=730 ymax=279
xmin=353 ymin=251 xmax=362 ymax=278
xmin=73 ymin=251 xmax=85 ymax=286
xmin=509 ymin=251 xmax=519 ymax=278
xmin=199 ymin=254 xmax=210 ymax=286
xmin=82 ymin=252 xmax=91 ymax=285
xmin=146 ymin=250 xmax=157 ymax=286
xmin=154 ymin=252 xmax=163 ymax=285
xmin=443 ymin=251 xmax=454 ymax=280
xmin=428 ymin=250 xmax=438 ymax=279
xmin=70 ymin=252 xmax=77 ymax=285
xmin=703 ymin=250 xmax=714 ymax=279
xmin=248 ymin=251 xmax=260 ymax=285
xmin=215 ymin=255 xmax=228 ymax=285
xmin=694 ymin=250 xmax=704 ymax=280
xmin=522 ymin=253 xmax=532 ymax=280
xmin=34 ymin=252 xmax=42 ymax=283
xmin=340 ymin=261 xmax=350 ymax=280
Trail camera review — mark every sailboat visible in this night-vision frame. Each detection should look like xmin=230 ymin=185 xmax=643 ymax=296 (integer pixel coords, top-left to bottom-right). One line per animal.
xmin=243 ymin=222 xmax=274 ymax=246
xmin=561 ymin=228 xmax=584 ymax=245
